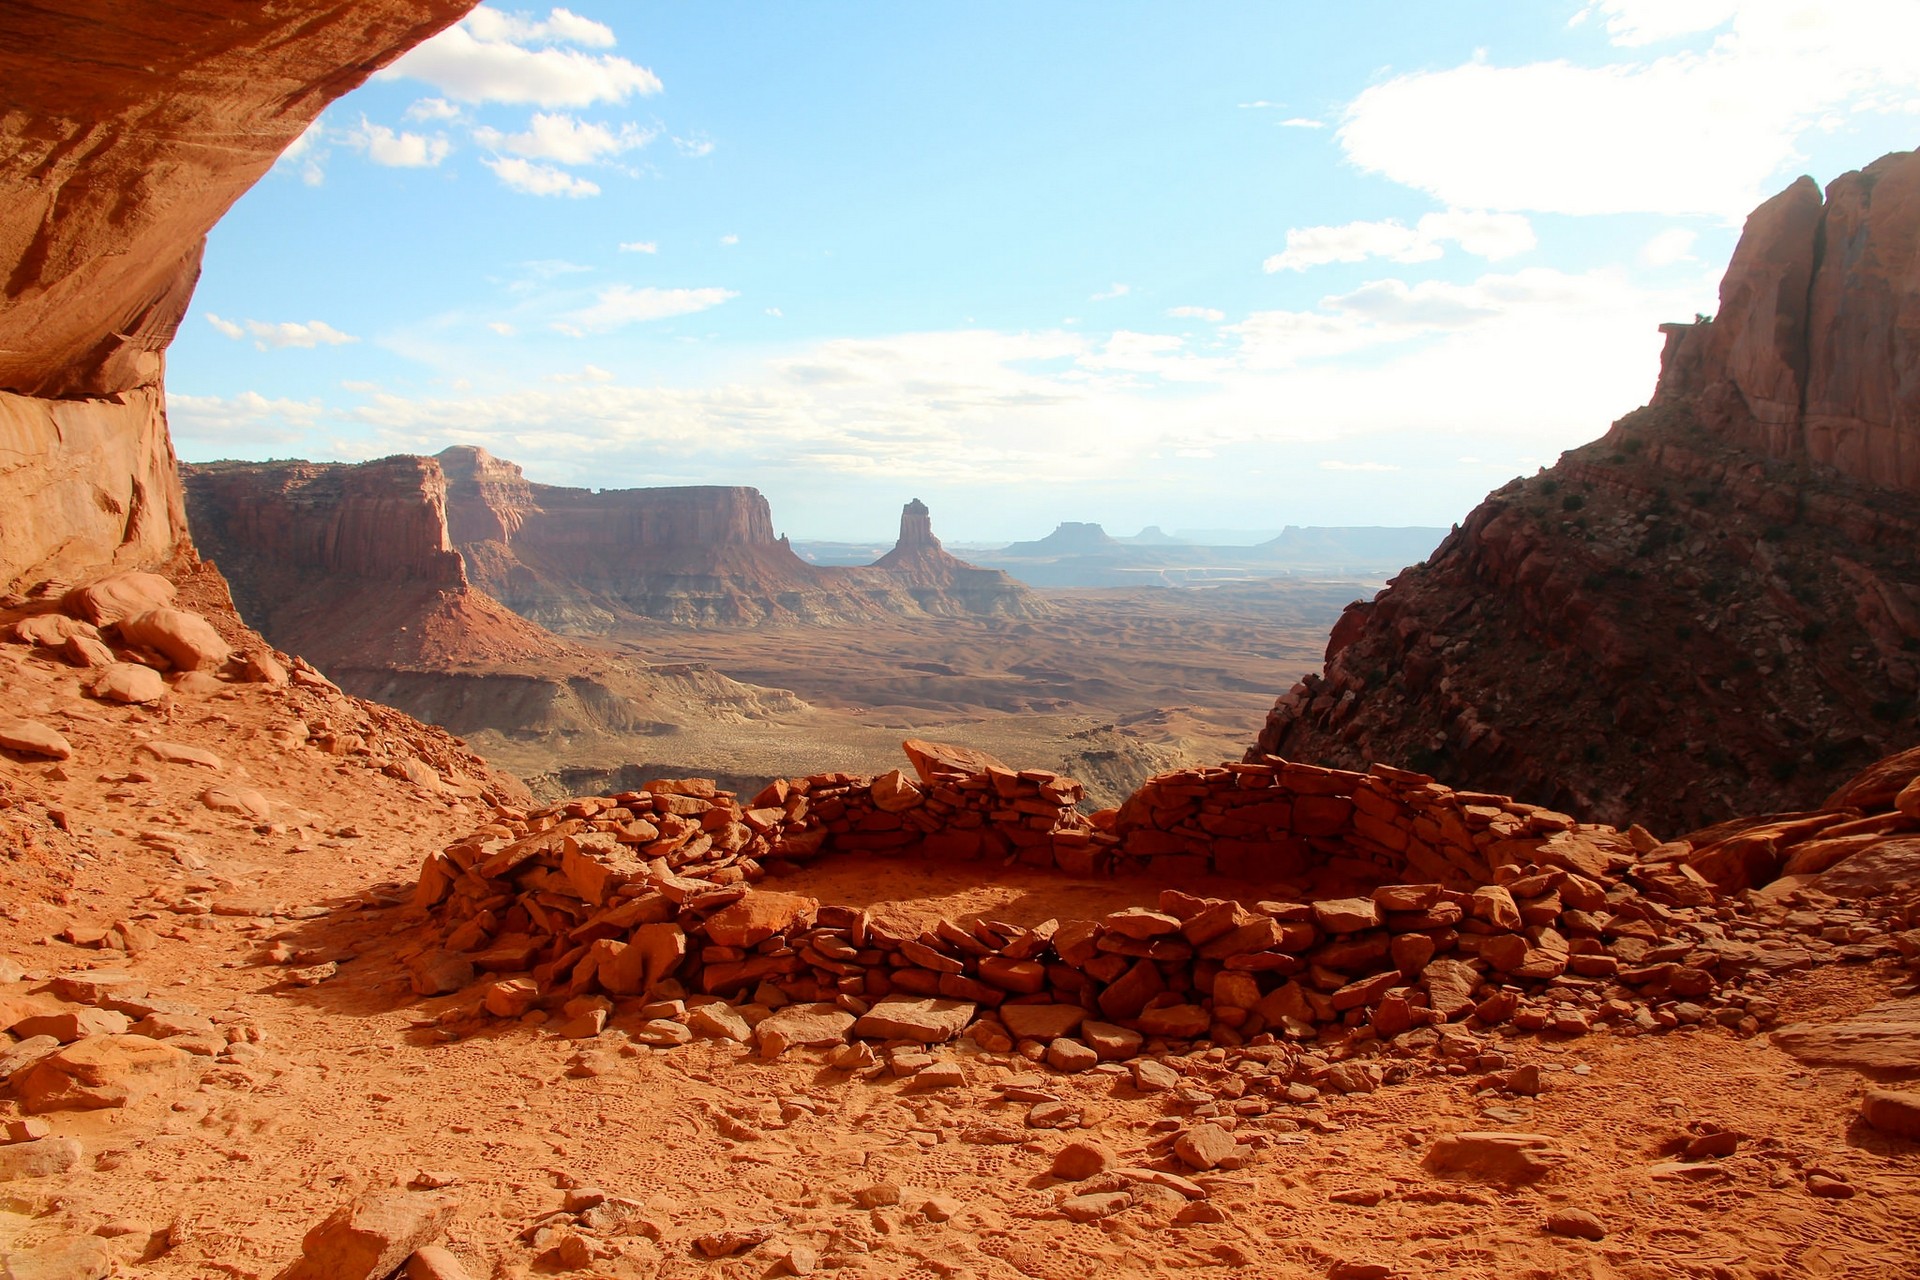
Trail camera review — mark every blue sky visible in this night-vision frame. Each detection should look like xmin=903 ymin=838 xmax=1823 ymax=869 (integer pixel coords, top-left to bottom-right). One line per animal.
xmin=170 ymin=1 xmax=1920 ymax=541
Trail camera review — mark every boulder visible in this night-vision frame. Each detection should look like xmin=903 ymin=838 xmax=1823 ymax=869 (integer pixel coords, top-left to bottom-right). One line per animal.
xmin=1814 ymin=839 xmax=1920 ymax=897
xmin=12 ymin=1034 xmax=191 ymax=1113
xmin=0 ymin=1136 xmax=83 ymax=1181
xmin=852 ymin=996 xmax=975 ymax=1044
xmin=63 ymin=573 xmax=175 ymax=626
xmin=754 ymin=1003 xmax=855 ymax=1052
xmin=1860 ymin=1088 xmax=1920 ymax=1140
xmin=115 ymin=607 xmax=230 ymax=672
xmin=0 ymin=717 xmax=71 ymax=759
xmin=282 ymin=1191 xmax=459 ymax=1280
xmin=701 ymin=892 xmax=817 ymax=948
xmin=1424 ymin=1132 xmax=1565 ymax=1184
xmin=999 ymin=1003 xmax=1086 ymax=1042
xmin=90 ymin=662 xmax=166 ymax=704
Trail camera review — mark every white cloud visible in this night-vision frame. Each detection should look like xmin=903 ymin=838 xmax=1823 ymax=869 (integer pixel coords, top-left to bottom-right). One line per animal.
xmin=1091 ymin=282 xmax=1131 ymax=301
xmin=405 ymin=97 xmax=464 ymax=122
xmin=1320 ymin=460 xmax=1402 ymax=472
xmin=674 ymin=135 xmax=716 ymax=158
xmin=1264 ymin=210 xmax=1535 ymax=272
xmin=488 ymin=322 xmax=516 ymax=336
xmin=1338 ymin=2 xmax=1920 ymax=218
xmin=1238 ymin=100 xmax=1280 ymax=109
xmin=719 ymin=234 xmax=740 ymax=247
xmin=467 ymin=6 xmax=616 ymax=48
xmin=473 ymin=112 xmax=655 ymax=164
xmin=347 ymin=119 xmax=452 ymax=168
xmin=546 ymin=364 xmax=617 ymax=383
xmin=619 ymin=240 xmax=659 ymax=254
xmin=275 ymin=119 xmax=328 ymax=185
xmin=1280 ymin=118 xmax=1326 ymax=129
xmin=1167 ymin=306 xmax=1225 ymax=322
xmin=486 ymin=156 xmax=601 ymax=197
xmin=765 ymin=307 xmax=784 ymax=318
xmin=1573 ymin=0 xmax=1738 ymax=45
xmin=554 ymin=285 xmax=739 ymax=334
xmin=385 ymin=8 xmax=662 ymax=107
xmin=169 ymin=392 xmax=324 ymax=446
xmin=1642 ymin=227 xmax=1699 ymax=265
xmin=206 ymin=314 xmax=360 ymax=350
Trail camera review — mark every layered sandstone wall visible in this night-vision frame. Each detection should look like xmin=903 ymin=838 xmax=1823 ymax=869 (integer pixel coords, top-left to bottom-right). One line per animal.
xmin=1655 ymin=149 xmax=1920 ymax=491
xmin=0 ymin=388 xmax=187 ymax=592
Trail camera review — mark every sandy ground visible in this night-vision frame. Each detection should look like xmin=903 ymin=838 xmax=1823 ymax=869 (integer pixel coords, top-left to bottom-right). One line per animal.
xmin=4 ymin=622 xmax=1919 ymax=1280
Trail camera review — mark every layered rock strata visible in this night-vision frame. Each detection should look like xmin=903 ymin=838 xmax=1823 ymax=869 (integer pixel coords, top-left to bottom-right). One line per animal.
xmin=183 ymin=456 xmax=799 ymax=741
xmin=440 ymin=448 xmax=1045 ymax=627
xmin=1254 ymin=150 xmax=1920 ymax=834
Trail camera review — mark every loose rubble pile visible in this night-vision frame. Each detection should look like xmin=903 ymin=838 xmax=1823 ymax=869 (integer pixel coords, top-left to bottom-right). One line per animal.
xmin=404 ymin=739 xmax=1920 ymax=1087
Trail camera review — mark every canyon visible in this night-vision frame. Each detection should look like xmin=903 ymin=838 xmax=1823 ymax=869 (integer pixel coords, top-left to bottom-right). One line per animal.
xmin=0 ymin=4 xmax=1918 ymax=1280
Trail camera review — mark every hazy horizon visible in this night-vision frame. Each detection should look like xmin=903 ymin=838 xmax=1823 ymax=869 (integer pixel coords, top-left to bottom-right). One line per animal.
xmin=165 ymin=2 xmax=1920 ymax=542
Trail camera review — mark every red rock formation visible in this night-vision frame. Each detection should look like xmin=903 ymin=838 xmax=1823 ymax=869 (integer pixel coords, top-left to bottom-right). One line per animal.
xmin=1655 ymin=149 xmax=1920 ymax=490
xmin=0 ymin=1 xmax=478 ymax=589
xmin=872 ymin=498 xmax=1045 ymax=618
xmin=438 ymin=448 xmax=1044 ymax=627
xmin=1255 ymin=150 xmax=1920 ymax=836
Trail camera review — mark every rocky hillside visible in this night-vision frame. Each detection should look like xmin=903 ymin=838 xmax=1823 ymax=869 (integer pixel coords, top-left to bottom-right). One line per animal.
xmin=1254 ymin=149 xmax=1920 ymax=838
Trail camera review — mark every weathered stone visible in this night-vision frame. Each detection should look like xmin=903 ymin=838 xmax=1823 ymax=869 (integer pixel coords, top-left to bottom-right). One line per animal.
xmin=64 ymin=574 xmax=175 ymax=627
xmin=1424 ymin=1132 xmax=1564 ymax=1185
xmin=1059 ymin=1191 xmax=1130 ymax=1222
xmin=12 ymin=1034 xmax=190 ymax=1113
xmin=1000 ymin=1003 xmax=1086 ymax=1042
xmin=1312 ymin=897 xmax=1382 ymax=934
xmin=1050 ymin=1140 xmax=1114 ymax=1181
xmin=1174 ymin=1124 xmax=1240 ymax=1172
xmin=1131 ymin=1058 xmax=1180 ymax=1092
xmin=755 ymin=1003 xmax=854 ymax=1053
xmin=0 ymin=718 xmax=72 ymax=760
xmin=283 ymin=1192 xmax=459 ymax=1280
xmin=1136 ymin=1003 xmax=1210 ymax=1039
xmin=404 ymin=1245 xmax=476 ymax=1280
xmin=1545 ymin=1208 xmax=1607 ymax=1240
xmin=1861 ymin=1088 xmax=1920 ymax=1139
xmin=687 ymin=1004 xmax=752 ymax=1042
xmin=853 ymin=996 xmax=974 ymax=1044
xmin=90 ymin=662 xmax=166 ymax=704
xmin=1772 ymin=998 xmax=1920 ymax=1077
xmin=0 ymin=1136 xmax=82 ymax=1181
xmin=116 ymin=607 xmax=230 ymax=672
xmin=1045 ymin=1038 xmax=1098 ymax=1073
xmin=10 ymin=1009 xmax=130 ymax=1044
xmin=1081 ymin=1020 xmax=1144 ymax=1061
xmin=702 ymin=892 xmax=817 ymax=948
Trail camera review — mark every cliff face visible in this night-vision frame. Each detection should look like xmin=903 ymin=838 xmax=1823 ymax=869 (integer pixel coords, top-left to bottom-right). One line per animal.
xmin=1254 ymin=149 xmax=1920 ymax=837
xmin=182 ymin=454 xmax=807 ymax=743
xmin=1657 ymin=149 xmax=1920 ymax=489
xmin=0 ymin=0 xmax=477 ymax=591
xmin=438 ymin=447 xmax=1045 ymax=628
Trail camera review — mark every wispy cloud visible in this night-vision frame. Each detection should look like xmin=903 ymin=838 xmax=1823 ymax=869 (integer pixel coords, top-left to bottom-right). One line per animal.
xmin=619 ymin=240 xmax=659 ymax=254
xmin=206 ymin=314 xmax=360 ymax=350
xmin=1167 ymin=306 xmax=1225 ymax=323
xmin=553 ymin=285 xmax=739 ymax=334
xmin=486 ymin=156 xmax=600 ymax=197
xmin=384 ymin=6 xmax=661 ymax=107
xmin=473 ymin=112 xmax=656 ymax=164
xmin=1264 ymin=210 xmax=1536 ymax=273
xmin=343 ymin=118 xmax=452 ymax=168
xmin=1091 ymin=282 xmax=1131 ymax=301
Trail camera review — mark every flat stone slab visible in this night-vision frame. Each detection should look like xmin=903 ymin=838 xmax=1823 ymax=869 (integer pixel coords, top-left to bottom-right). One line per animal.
xmin=853 ymin=996 xmax=975 ymax=1044
xmin=1772 ymin=998 xmax=1920 ymax=1078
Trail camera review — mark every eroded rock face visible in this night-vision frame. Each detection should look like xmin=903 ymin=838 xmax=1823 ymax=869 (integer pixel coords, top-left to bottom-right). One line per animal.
xmin=434 ymin=447 xmax=1045 ymax=627
xmin=1255 ymin=151 xmax=1920 ymax=835
xmin=0 ymin=1 xmax=478 ymax=398
xmin=0 ymin=1 xmax=479 ymax=589
xmin=1656 ymin=149 xmax=1920 ymax=491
